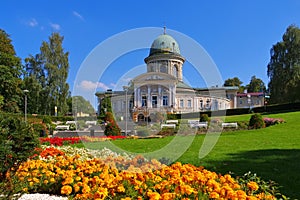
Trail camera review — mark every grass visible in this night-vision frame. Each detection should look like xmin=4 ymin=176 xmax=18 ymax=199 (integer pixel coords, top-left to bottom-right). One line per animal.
xmin=75 ymin=111 xmax=300 ymax=199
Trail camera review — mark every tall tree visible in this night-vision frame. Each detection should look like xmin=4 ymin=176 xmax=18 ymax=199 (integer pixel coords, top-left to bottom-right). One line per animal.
xmin=267 ymin=25 xmax=300 ymax=103
xmin=223 ymin=77 xmax=244 ymax=93
xmin=24 ymin=33 xmax=70 ymax=115
xmin=246 ymin=76 xmax=266 ymax=93
xmin=0 ymin=29 xmax=22 ymax=112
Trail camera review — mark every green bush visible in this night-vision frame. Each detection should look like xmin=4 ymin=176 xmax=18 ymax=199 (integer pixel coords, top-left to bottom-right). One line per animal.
xmin=200 ymin=114 xmax=209 ymax=122
xmin=0 ymin=115 xmax=40 ymax=180
xmin=249 ymin=113 xmax=265 ymax=129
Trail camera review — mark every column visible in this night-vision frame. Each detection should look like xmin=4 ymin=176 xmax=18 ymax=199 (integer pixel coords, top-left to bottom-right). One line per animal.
xmin=147 ymin=86 xmax=151 ymax=108
xmin=158 ymin=85 xmax=162 ymax=108
xmin=172 ymin=86 xmax=176 ymax=106
xmin=169 ymin=85 xmax=172 ymax=106
xmin=137 ymin=87 xmax=140 ymax=107
xmin=234 ymin=95 xmax=237 ymax=108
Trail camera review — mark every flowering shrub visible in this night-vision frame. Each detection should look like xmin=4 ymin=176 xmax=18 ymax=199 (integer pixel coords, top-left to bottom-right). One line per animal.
xmin=14 ymin=146 xmax=277 ymax=200
xmin=104 ymin=112 xmax=121 ymax=136
xmin=263 ymin=118 xmax=285 ymax=127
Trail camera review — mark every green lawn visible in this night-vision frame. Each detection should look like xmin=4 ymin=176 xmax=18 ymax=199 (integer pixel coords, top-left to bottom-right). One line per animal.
xmin=80 ymin=111 xmax=300 ymax=199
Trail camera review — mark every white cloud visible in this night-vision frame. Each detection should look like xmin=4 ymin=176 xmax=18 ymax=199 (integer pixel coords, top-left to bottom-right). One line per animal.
xmin=77 ymin=80 xmax=109 ymax=91
xmin=73 ymin=11 xmax=84 ymax=21
xmin=50 ymin=23 xmax=61 ymax=31
xmin=27 ymin=18 xmax=38 ymax=27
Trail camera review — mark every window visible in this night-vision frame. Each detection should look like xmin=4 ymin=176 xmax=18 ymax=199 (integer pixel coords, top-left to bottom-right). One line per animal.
xmin=142 ymin=96 xmax=147 ymax=107
xmin=163 ymin=95 xmax=168 ymax=106
xmin=149 ymin=65 xmax=154 ymax=72
xmin=206 ymin=99 xmax=210 ymax=109
xmin=160 ymin=65 xmax=167 ymax=73
xmin=187 ymin=99 xmax=192 ymax=108
xmin=152 ymin=96 xmax=158 ymax=108
xmin=200 ymin=99 xmax=203 ymax=109
xmin=180 ymin=99 xmax=184 ymax=108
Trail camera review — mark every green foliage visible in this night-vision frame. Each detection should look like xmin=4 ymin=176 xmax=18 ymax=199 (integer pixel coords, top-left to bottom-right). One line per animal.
xmin=0 ymin=29 xmax=22 ymax=113
xmin=224 ymin=77 xmax=245 ymax=93
xmin=0 ymin=95 xmax=4 ymax=110
xmin=99 ymin=96 xmax=112 ymax=118
xmin=104 ymin=112 xmax=121 ymax=136
xmin=200 ymin=114 xmax=209 ymax=122
xmin=249 ymin=113 xmax=265 ymax=129
xmin=24 ymin=33 xmax=70 ymax=115
xmin=167 ymin=113 xmax=178 ymax=120
xmin=246 ymin=76 xmax=266 ymax=93
xmin=268 ymin=25 xmax=300 ymax=104
xmin=237 ymin=171 xmax=285 ymax=198
xmin=0 ymin=115 xmax=40 ymax=180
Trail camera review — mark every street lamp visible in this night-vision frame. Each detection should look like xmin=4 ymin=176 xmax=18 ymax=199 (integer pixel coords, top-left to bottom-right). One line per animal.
xmin=123 ymin=86 xmax=129 ymax=136
xmin=23 ymin=90 xmax=29 ymax=122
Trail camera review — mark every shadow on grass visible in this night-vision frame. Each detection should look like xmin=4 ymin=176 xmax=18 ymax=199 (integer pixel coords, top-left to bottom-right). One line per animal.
xmin=206 ymin=149 xmax=300 ymax=199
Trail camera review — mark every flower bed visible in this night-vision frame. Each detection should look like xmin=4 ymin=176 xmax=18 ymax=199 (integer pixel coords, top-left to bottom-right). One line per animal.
xmin=14 ymin=146 xmax=276 ymax=200
xmin=263 ymin=118 xmax=285 ymax=127
xmin=40 ymin=136 xmax=126 ymax=146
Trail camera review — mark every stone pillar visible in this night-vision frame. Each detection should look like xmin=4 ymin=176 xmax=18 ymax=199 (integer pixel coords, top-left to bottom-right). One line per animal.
xmin=172 ymin=86 xmax=176 ymax=106
xmin=169 ymin=85 xmax=172 ymax=106
xmin=137 ymin=87 xmax=140 ymax=107
xmin=158 ymin=85 xmax=162 ymax=108
xmin=178 ymin=64 xmax=183 ymax=82
xmin=234 ymin=95 xmax=237 ymax=108
xmin=147 ymin=86 xmax=151 ymax=108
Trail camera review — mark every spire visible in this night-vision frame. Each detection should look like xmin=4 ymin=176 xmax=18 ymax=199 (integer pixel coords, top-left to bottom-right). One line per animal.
xmin=163 ymin=26 xmax=166 ymax=34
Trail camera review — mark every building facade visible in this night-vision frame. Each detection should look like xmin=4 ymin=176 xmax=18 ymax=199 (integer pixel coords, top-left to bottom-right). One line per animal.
xmin=96 ymin=31 xmax=264 ymax=122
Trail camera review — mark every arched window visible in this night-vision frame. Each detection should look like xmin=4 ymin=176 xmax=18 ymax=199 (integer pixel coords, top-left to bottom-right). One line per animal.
xmin=173 ymin=65 xmax=178 ymax=78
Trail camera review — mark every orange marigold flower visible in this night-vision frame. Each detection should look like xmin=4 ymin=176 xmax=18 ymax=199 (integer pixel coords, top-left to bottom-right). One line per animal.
xmin=247 ymin=181 xmax=259 ymax=191
xmin=61 ymin=185 xmax=72 ymax=195
xmin=210 ymin=192 xmax=220 ymax=199
xmin=147 ymin=190 xmax=161 ymax=200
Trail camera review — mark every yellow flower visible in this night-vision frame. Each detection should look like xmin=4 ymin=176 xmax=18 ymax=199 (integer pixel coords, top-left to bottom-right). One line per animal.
xmin=210 ymin=192 xmax=220 ymax=199
xmin=63 ymin=177 xmax=74 ymax=185
xmin=61 ymin=185 xmax=72 ymax=195
xmin=50 ymin=177 xmax=55 ymax=183
xmin=117 ymin=185 xmax=125 ymax=193
xmin=247 ymin=181 xmax=259 ymax=191
xmin=147 ymin=190 xmax=160 ymax=200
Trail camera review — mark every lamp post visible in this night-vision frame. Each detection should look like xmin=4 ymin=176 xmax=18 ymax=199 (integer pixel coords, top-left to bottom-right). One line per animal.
xmin=123 ymin=86 xmax=129 ymax=136
xmin=23 ymin=90 xmax=29 ymax=122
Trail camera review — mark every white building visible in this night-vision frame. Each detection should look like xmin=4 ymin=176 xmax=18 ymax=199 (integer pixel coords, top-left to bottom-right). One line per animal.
xmin=96 ymin=31 xmax=243 ymax=122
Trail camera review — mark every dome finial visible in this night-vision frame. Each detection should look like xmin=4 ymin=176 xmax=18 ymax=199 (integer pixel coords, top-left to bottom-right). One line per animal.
xmin=163 ymin=26 xmax=166 ymax=34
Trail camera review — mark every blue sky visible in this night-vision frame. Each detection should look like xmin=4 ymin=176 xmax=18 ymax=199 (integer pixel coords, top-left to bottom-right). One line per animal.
xmin=2 ymin=0 xmax=300 ymax=105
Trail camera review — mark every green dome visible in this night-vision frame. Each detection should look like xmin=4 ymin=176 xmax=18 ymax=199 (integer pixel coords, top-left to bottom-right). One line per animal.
xmin=149 ymin=34 xmax=181 ymax=56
